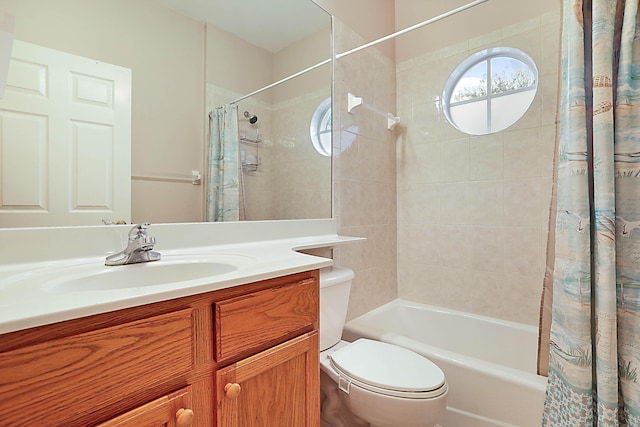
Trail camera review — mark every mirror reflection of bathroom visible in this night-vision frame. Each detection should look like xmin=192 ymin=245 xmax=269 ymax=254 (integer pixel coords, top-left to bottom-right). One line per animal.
xmin=207 ymin=56 xmax=332 ymax=221
xmin=0 ymin=0 xmax=332 ymax=227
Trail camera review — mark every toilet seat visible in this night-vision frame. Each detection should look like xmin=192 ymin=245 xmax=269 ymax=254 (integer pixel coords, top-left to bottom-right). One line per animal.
xmin=328 ymin=339 xmax=447 ymax=399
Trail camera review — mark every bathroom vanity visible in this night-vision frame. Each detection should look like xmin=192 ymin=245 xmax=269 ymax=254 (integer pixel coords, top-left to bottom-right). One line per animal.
xmin=0 ymin=220 xmax=360 ymax=426
xmin=0 ymin=270 xmax=319 ymax=426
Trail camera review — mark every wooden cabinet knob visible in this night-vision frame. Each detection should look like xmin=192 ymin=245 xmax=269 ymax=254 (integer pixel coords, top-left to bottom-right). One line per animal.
xmin=175 ymin=408 xmax=194 ymax=427
xmin=224 ymin=382 xmax=242 ymax=399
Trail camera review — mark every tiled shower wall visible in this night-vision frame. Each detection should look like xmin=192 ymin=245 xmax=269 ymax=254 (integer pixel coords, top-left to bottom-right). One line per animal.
xmin=395 ymin=10 xmax=560 ymax=325
xmin=332 ymin=19 xmax=399 ymax=320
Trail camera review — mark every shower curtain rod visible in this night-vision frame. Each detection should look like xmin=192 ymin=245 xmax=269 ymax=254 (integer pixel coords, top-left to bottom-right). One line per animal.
xmin=230 ymin=58 xmax=331 ymax=104
xmin=335 ymin=0 xmax=489 ymax=60
xmin=229 ymin=0 xmax=488 ymax=105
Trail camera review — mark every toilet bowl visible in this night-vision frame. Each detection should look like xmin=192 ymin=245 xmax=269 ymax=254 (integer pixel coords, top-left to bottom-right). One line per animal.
xmin=319 ymin=267 xmax=447 ymax=427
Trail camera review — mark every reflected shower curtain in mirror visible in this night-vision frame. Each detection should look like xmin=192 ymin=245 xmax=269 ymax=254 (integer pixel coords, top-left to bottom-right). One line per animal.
xmin=540 ymin=0 xmax=640 ymax=424
xmin=206 ymin=104 xmax=240 ymax=222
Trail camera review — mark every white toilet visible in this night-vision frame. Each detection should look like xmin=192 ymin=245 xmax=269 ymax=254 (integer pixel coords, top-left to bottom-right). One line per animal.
xmin=319 ymin=267 xmax=448 ymax=427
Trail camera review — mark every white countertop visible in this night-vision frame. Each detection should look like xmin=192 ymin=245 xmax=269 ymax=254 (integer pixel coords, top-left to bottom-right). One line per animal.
xmin=0 ymin=219 xmax=363 ymax=334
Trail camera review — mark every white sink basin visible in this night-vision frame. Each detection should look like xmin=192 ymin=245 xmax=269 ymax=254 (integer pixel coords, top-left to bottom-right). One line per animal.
xmin=47 ymin=260 xmax=238 ymax=292
xmin=0 ymin=254 xmax=253 ymax=293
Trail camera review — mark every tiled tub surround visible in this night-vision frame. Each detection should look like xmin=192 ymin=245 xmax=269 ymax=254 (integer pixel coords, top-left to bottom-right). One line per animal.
xmin=0 ymin=219 xmax=362 ymax=334
xmin=395 ymin=11 xmax=560 ymax=325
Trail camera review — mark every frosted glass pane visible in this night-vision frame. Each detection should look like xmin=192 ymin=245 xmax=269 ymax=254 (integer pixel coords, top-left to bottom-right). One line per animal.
xmin=490 ymin=90 xmax=536 ymax=132
xmin=450 ymin=101 xmax=488 ymax=135
xmin=318 ymin=131 xmax=331 ymax=156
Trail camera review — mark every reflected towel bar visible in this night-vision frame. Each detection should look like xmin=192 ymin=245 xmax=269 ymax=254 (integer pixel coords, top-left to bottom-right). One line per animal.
xmin=132 ymin=171 xmax=201 ymax=185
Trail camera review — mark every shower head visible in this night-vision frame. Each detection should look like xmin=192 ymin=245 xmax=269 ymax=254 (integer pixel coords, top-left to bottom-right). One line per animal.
xmin=244 ymin=111 xmax=258 ymax=124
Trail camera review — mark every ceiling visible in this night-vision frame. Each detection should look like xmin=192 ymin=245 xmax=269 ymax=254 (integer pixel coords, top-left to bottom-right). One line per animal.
xmin=157 ymin=0 xmax=331 ymax=53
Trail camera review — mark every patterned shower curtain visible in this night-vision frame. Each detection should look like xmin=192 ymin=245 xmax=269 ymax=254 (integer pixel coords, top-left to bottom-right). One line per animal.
xmin=206 ymin=104 xmax=240 ymax=222
xmin=540 ymin=0 xmax=640 ymax=425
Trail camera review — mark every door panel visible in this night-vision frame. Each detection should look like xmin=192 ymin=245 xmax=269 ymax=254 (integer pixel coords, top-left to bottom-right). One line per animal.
xmin=0 ymin=40 xmax=131 ymax=226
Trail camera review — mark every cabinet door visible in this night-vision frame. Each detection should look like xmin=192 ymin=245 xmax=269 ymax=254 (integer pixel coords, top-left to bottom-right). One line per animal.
xmin=216 ymin=331 xmax=320 ymax=427
xmin=97 ymin=386 xmax=194 ymax=427
xmin=0 ymin=309 xmax=193 ymax=427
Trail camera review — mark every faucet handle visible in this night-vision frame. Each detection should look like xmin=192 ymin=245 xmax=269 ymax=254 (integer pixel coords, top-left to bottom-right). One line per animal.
xmin=128 ymin=222 xmax=152 ymax=241
xmin=106 ymin=222 xmax=160 ymax=266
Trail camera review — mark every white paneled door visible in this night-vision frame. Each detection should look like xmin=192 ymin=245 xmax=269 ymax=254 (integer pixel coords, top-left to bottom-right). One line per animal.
xmin=0 ymin=40 xmax=131 ymax=227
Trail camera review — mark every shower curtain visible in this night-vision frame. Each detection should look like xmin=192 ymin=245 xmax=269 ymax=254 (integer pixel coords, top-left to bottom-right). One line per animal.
xmin=539 ymin=0 xmax=640 ymax=425
xmin=206 ymin=104 xmax=240 ymax=222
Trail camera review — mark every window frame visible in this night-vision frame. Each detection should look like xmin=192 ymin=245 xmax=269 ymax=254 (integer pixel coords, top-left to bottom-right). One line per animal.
xmin=442 ymin=46 xmax=538 ymax=135
xmin=309 ymin=97 xmax=332 ymax=156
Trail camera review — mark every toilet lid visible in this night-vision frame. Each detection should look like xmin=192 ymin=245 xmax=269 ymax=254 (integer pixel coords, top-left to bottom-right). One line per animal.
xmin=329 ymin=339 xmax=446 ymax=398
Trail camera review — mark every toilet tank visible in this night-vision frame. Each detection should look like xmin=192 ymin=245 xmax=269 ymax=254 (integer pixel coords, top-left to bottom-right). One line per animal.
xmin=319 ymin=266 xmax=354 ymax=351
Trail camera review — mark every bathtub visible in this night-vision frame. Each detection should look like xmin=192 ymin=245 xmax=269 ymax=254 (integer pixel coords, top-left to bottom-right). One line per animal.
xmin=342 ymin=299 xmax=548 ymax=427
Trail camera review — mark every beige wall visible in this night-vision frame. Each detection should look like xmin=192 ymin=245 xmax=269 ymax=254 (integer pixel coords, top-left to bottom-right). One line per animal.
xmin=206 ymin=24 xmax=273 ymax=104
xmin=1 ymin=0 xmax=206 ymax=224
xmin=272 ymin=29 xmax=330 ymax=104
xmin=395 ymin=8 xmax=561 ymax=325
xmin=206 ymin=18 xmax=330 ymax=105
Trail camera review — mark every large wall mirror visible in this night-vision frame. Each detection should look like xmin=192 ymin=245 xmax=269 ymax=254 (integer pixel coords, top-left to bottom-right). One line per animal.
xmin=0 ymin=0 xmax=332 ymax=227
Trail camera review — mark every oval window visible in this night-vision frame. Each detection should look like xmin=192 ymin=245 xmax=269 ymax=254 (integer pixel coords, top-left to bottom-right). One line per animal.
xmin=310 ymin=97 xmax=332 ymax=156
xmin=442 ymin=47 xmax=538 ymax=135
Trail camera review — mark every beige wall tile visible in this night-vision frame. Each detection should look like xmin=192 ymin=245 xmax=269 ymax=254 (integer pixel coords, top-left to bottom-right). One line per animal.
xmin=440 ymin=138 xmax=471 ymax=182
xmin=439 ymin=267 xmax=472 ymax=312
xmin=469 ymin=181 xmax=504 ymax=226
xmin=466 ymin=270 xmax=508 ymax=318
xmin=397 ymin=262 xmax=442 ymax=305
xmin=504 ymin=178 xmax=543 ymax=228
xmin=439 ymin=183 xmax=470 ymax=225
xmin=469 ymin=226 xmax=506 ymax=273
xmin=504 ymin=128 xmax=542 ymax=178
xmin=439 ymin=225 xmax=470 ymax=269
xmin=397 ymin=139 xmax=441 ymax=184
xmin=504 ymin=227 xmax=543 ymax=276
xmin=470 ymin=134 xmax=504 ymax=181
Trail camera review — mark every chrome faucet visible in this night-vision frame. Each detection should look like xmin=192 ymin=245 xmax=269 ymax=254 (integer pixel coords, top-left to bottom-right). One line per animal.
xmin=105 ymin=223 xmax=161 ymax=266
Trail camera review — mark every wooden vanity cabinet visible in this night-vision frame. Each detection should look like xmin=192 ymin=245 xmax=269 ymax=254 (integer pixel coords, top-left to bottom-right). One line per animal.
xmin=0 ymin=270 xmax=320 ymax=427
xmin=213 ymin=276 xmax=320 ymax=426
